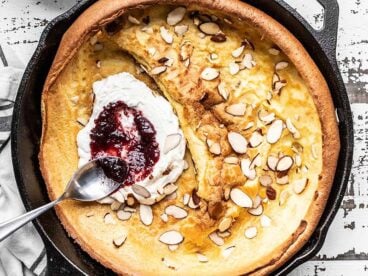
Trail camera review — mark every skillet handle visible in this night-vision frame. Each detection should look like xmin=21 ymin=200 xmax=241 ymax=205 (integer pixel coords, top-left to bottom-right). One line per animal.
xmin=312 ymin=0 xmax=340 ymax=61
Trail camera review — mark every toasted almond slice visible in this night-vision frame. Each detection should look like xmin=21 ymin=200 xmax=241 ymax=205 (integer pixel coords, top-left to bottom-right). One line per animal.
xmin=244 ymin=227 xmax=257 ymax=239
xmin=252 ymin=195 xmax=262 ymax=208
xmin=180 ymin=41 xmax=193 ymax=61
xmin=151 ymin=66 xmax=167 ymax=75
xmin=258 ymin=110 xmax=275 ymax=124
xmin=210 ymin=53 xmax=218 ymax=60
xmin=183 ymin=193 xmax=190 ymax=205
xmin=174 ymin=25 xmax=189 ymax=36
xmin=230 ymin=188 xmax=253 ymax=208
xmin=218 ymin=230 xmax=231 ymax=238
xmin=163 ymin=133 xmax=182 ymax=154
xmin=217 ymin=82 xmax=229 ymax=100
xmin=276 ymin=155 xmax=294 ymax=172
xmin=268 ymin=48 xmax=280 ymax=55
xmin=97 ymin=196 xmax=113 ymax=205
xmin=111 ymin=201 xmax=122 ymax=211
xmin=103 ymin=213 xmax=116 ymax=224
xmin=208 ymin=142 xmax=221 ymax=155
xmin=132 ymin=184 xmax=151 ymax=198
xmin=244 ymin=122 xmax=254 ymax=130
xmin=183 ymin=58 xmax=190 ymax=67
xmin=240 ymin=53 xmax=255 ymax=69
xmin=199 ymin=22 xmax=220 ymax=35
xmin=159 ymin=230 xmax=184 ymax=245
xmin=166 ymin=191 xmax=177 ymax=200
xmin=117 ymin=210 xmax=132 ymax=221
xmin=228 ymin=132 xmax=247 ymax=154
xmin=273 ymin=80 xmax=287 ymax=93
xmin=294 ymin=178 xmax=308 ymax=194
xmin=232 ymin=45 xmax=245 ymax=58
xmin=124 ymin=206 xmax=136 ymax=213
xmin=139 ymin=204 xmax=153 ymax=226
xmin=276 ymin=174 xmax=289 ymax=185
xmin=279 ymin=190 xmax=290 ymax=206
xmin=267 ymin=155 xmax=279 ymax=171
xmin=225 ymin=103 xmax=246 ymax=116
xmin=218 ymin=217 xmax=232 ymax=232
xmin=128 ymin=15 xmax=140 ymax=24
xmin=260 ymin=215 xmax=272 ymax=227
xmin=209 ymin=232 xmax=224 ymax=246
xmin=249 ymin=131 xmax=263 ymax=147
xmin=147 ymin=47 xmax=156 ymax=56
xmin=267 ymin=119 xmax=283 ymax=144
xmin=200 ymin=67 xmax=219 ymax=80
xmin=160 ymin=26 xmax=173 ymax=44
xmin=113 ymin=234 xmax=127 ymax=248
xmin=259 ymin=174 xmax=273 ymax=186
xmin=163 ymin=183 xmax=178 ymax=195
xmin=167 ymin=7 xmax=186 ymax=26
xmin=222 ymin=246 xmax=235 ymax=258
xmin=286 ymin=118 xmax=298 ymax=134
xmin=311 ymin=144 xmax=318 ymax=159
xmin=197 ymin=253 xmax=208 ymax=263
xmin=168 ymin=244 xmax=179 ymax=251
xmin=241 ymin=158 xmax=256 ymax=180
xmin=160 ymin=213 xmax=169 ymax=222
xmin=229 ymin=62 xmax=240 ymax=75
xmin=165 ymin=205 xmax=188 ymax=219
xmin=272 ymin=73 xmax=280 ymax=86
xmin=248 ymin=204 xmax=263 ymax=216
xmin=275 ymin=61 xmax=289 ymax=70
xmin=224 ymin=156 xmax=239 ymax=164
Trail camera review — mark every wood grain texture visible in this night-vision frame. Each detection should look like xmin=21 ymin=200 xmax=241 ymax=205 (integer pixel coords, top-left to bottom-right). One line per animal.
xmin=0 ymin=0 xmax=367 ymax=275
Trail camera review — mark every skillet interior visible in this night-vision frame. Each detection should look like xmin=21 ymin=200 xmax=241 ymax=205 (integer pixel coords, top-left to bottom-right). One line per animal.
xmin=11 ymin=0 xmax=353 ymax=275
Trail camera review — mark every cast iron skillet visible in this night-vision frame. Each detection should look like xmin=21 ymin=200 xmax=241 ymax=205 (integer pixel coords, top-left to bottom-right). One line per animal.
xmin=11 ymin=0 xmax=353 ymax=275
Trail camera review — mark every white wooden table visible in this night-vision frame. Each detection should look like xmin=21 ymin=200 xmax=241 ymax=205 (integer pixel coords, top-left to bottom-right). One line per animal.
xmin=0 ymin=0 xmax=367 ymax=275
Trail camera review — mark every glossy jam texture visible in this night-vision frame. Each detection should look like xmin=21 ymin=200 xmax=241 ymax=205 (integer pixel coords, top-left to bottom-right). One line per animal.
xmin=90 ymin=101 xmax=160 ymax=186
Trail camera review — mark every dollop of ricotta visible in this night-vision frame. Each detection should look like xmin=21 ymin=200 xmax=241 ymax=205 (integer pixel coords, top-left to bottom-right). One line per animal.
xmin=77 ymin=72 xmax=186 ymax=204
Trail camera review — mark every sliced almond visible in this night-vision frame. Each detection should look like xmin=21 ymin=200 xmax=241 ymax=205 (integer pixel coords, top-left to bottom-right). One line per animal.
xmin=111 ymin=201 xmax=122 ymax=211
xmin=279 ymin=190 xmax=290 ymax=206
xmin=132 ymin=184 xmax=151 ymax=198
xmin=113 ymin=234 xmax=127 ymax=248
xmin=267 ymin=155 xmax=279 ymax=171
xmin=160 ymin=213 xmax=169 ymax=222
xmin=199 ymin=22 xmax=220 ymax=35
xmin=244 ymin=227 xmax=257 ymax=239
xmin=210 ymin=53 xmax=218 ymax=60
xmin=128 ymin=15 xmax=140 ymax=25
xmin=180 ymin=41 xmax=193 ymax=61
xmin=167 ymin=7 xmax=186 ymax=26
xmin=249 ymin=131 xmax=263 ymax=147
xmin=139 ymin=204 xmax=153 ymax=226
xmin=197 ymin=253 xmax=208 ymax=263
xmin=225 ymin=103 xmax=246 ymax=116
xmin=275 ymin=61 xmax=289 ymax=70
xmin=259 ymin=174 xmax=273 ymax=186
xmin=229 ymin=62 xmax=240 ymax=75
xmin=218 ymin=217 xmax=232 ymax=232
xmin=273 ymin=80 xmax=287 ymax=94
xmin=222 ymin=246 xmax=235 ymax=258
xmin=117 ymin=210 xmax=132 ymax=221
xmin=218 ymin=230 xmax=231 ymax=238
xmin=183 ymin=58 xmax=190 ymax=67
xmin=258 ymin=110 xmax=275 ymax=124
xmin=163 ymin=183 xmax=178 ymax=195
xmin=127 ymin=195 xmax=136 ymax=206
xmin=160 ymin=26 xmax=173 ymax=44
xmin=200 ymin=67 xmax=219 ymax=80
xmin=260 ymin=215 xmax=272 ymax=227
xmin=295 ymin=154 xmax=302 ymax=167
xmin=240 ymin=53 xmax=255 ymax=69
xmin=103 ymin=213 xmax=115 ymax=224
xmin=294 ymin=178 xmax=308 ymax=194
xmin=209 ymin=232 xmax=224 ymax=246
xmin=217 ymin=82 xmax=229 ymax=101
xmin=208 ymin=142 xmax=221 ymax=155
xmin=123 ymin=206 xmax=136 ymax=213
xmin=224 ymin=187 xmax=231 ymax=201
xmin=147 ymin=47 xmax=157 ymax=56
xmin=232 ymin=46 xmax=245 ymax=58
xmin=228 ymin=132 xmax=247 ymax=154
xmin=165 ymin=205 xmax=188 ymax=219
xmin=168 ymin=244 xmax=179 ymax=251
xmin=248 ymin=204 xmax=263 ymax=216
xmin=244 ymin=122 xmax=254 ymax=130
xmin=166 ymin=191 xmax=177 ymax=200
xmin=230 ymin=188 xmax=252 ymax=208
xmin=252 ymin=195 xmax=262 ymax=208
xmin=224 ymin=156 xmax=239 ymax=164
xmin=159 ymin=230 xmax=184 ymax=245
xmin=268 ymin=48 xmax=280 ymax=55
xmin=276 ymin=155 xmax=294 ymax=172
xmin=151 ymin=66 xmax=167 ymax=75
xmin=183 ymin=194 xmax=190 ymax=205
xmin=241 ymin=158 xmax=256 ymax=180
xmin=174 ymin=25 xmax=189 ymax=36
xmin=276 ymin=174 xmax=289 ymax=185
xmin=267 ymin=119 xmax=283 ymax=144
xmin=163 ymin=133 xmax=182 ymax=154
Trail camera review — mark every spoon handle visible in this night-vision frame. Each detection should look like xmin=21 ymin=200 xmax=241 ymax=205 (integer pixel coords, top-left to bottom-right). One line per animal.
xmin=0 ymin=198 xmax=62 ymax=242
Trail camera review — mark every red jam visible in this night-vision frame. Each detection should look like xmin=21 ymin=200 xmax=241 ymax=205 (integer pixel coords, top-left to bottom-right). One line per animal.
xmin=90 ymin=101 xmax=160 ymax=186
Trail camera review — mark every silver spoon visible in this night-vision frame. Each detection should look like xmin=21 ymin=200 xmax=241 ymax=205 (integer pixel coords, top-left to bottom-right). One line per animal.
xmin=0 ymin=156 xmax=127 ymax=241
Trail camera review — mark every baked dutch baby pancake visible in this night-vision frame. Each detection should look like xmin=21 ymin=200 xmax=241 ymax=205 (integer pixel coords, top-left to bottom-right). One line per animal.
xmin=39 ymin=0 xmax=340 ymax=274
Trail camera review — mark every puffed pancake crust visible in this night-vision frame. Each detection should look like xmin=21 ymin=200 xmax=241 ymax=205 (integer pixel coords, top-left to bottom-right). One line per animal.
xmin=39 ymin=0 xmax=340 ymax=275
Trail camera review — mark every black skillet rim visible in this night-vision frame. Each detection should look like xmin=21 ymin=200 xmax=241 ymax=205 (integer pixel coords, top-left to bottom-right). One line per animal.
xmin=11 ymin=0 xmax=353 ymax=275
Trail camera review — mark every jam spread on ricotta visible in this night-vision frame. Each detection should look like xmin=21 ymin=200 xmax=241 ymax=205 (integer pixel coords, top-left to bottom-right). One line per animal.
xmin=90 ymin=101 xmax=160 ymax=186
